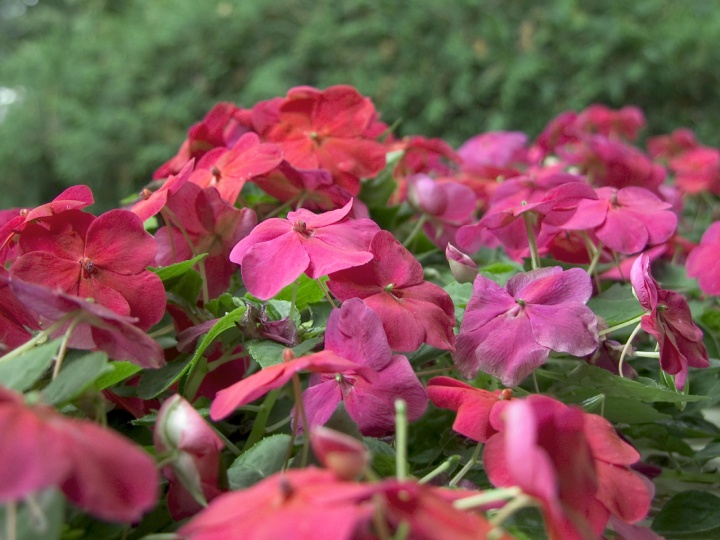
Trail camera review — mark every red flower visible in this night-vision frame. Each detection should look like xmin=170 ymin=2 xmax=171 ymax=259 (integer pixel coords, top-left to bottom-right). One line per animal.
xmin=11 ymin=209 xmax=165 ymax=330
xmin=686 ymin=220 xmax=720 ymax=295
xmin=0 ymin=385 xmax=158 ymax=522
xmin=328 ymin=230 xmax=456 ymax=352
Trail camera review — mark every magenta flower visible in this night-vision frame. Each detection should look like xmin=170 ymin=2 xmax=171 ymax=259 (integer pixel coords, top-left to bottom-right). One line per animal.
xmin=130 ymin=161 xmax=193 ymax=222
xmin=669 ymin=146 xmax=720 ymax=195
xmin=631 ymin=254 xmax=709 ymax=389
xmin=560 ymin=186 xmax=677 ymax=254
xmin=453 ymin=267 xmax=599 ymax=386
xmin=327 ymin=230 xmax=456 ymax=352
xmin=155 ymin=395 xmax=225 ymax=519
xmin=11 ymin=209 xmax=165 ymax=330
xmin=300 ymin=299 xmax=427 ymax=436
xmin=457 ymin=131 xmax=529 ymax=179
xmin=686 ymin=221 xmax=720 ymax=295
xmin=230 ymin=199 xmax=379 ymax=300
xmin=0 ymin=385 xmax=158 ymax=523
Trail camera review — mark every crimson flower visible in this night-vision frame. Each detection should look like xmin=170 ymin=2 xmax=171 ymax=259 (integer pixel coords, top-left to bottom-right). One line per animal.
xmin=11 ymin=209 xmax=165 ymax=330
xmin=252 ymin=85 xmax=387 ymax=195
xmin=453 ymin=267 xmax=598 ymax=386
xmin=686 ymin=220 xmax=720 ymax=295
xmin=230 ymin=199 xmax=379 ymax=300
xmin=560 ymin=186 xmax=677 ymax=254
xmin=630 ymin=254 xmax=709 ymax=389
xmin=457 ymin=131 xmax=529 ymax=179
xmin=130 ymin=161 xmax=193 ymax=222
xmin=327 ymin=230 xmax=456 ymax=352
xmin=0 ymin=268 xmax=37 ymax=351
xmin=647 ymin=128 xmax=698 ymax=160
xmin=300 ymin=299 xmax=427 ymax=436
xmin=0 ymin=385 xmax=158 ymax=522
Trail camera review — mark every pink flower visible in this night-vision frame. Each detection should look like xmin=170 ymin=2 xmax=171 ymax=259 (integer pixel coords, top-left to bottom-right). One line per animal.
xmin=560 ymin=186 xmax=677 ymax=254
xmin=154 ymin=395 xmax=225 ymax=519
xmin=0 ymin=385 xmax=158 ymax=522
xmin=11 ymin=209 xmax=165 ymax=330
xmin=230 ymin=199 xmax=379 ymax=300
xmin=300 ymin=299 xmax=427 ymax=436
xmin=327 ymin=230 xmax=456 ymax=352
xmin=130 ymin=161 xmax=193 ymax=222
xmin=426 ymin=376 xmax=512 ymax=443
xmin=686 ymin=221 xmax=720 ymax=295
xmin=669 ymin=146 xmax=720 ymax=195
xmin=647 ymin=128 xmax=698 ymax=160
xmin=631 ymin=254 xmax=709 ymax=389
xmin=457 ymin=131 xmax=529 ymax=178
xmin=453 ymin=267 xmax=598 ymax=386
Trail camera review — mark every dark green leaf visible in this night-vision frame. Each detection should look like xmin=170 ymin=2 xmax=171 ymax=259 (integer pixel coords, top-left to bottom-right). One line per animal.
xmin=0 ymin=339 xmax=60 ymax=392
xmin=42 ymin=352 xmax=112 ymax=405
xmin=653 ymin=491 xmax=720 ymax=534
xmin=227 ymin=434 xmax=291 ymax=490
xmin=586 ymin=283 xmax=645 ymax=327
xmin=136 ymin=358 xmax=191 ymax=400
xmin=149 ymin=253 xmax=208 ymax=282
xmin=93 ymin=361 xmax=143 ymax=390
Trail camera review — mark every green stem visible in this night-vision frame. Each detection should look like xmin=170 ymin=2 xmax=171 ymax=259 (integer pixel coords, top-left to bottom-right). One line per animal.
xmin=633 ymin=351 xmax=660 ymax=358
xmin=419 ymin=455 xmax=460 ymax=484
xmin=402 ymin=214 xmax=428 ymax=248
xmin=243 ymin=388 xmax=281 ymax=451
xmin=618 ymin=322 xmax=644 ymax=379
xmin=0 ymin=315 xmax=73 ymax=364
xmin=488 ymin=494 xmax=535 ymax=529
xmin=453 ymin=486 xmax=523 ymax=510
xmin=5 ymin=500 xmax=17 ymax=540
xmin=291 ymin=373 xmax=311 ymax=467
xmin=522 ymin=212 xmax=541 ymax=270
xmin=316 ymin=278 xmax=338 ymax=308
xmin=599 ymin=314 xmax=646 ymax=336
xmin=395 ymin=399 xmax=408 ymax=481
xmin=449 ymin=441 xmax=483 ymax=488
xmin=52 ymin=316 xmax=82 ymax=380
xmin=586 ymin=241 xmax=604 ymax=276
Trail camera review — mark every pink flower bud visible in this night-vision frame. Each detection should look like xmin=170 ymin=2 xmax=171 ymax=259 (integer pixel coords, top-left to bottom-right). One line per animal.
xmin=310 ymin=426 xmax=369 ymax=480
xmin=445 ymin=244 xmax=477 ymax=284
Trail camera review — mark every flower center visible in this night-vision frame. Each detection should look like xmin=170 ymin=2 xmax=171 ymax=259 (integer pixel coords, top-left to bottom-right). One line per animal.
xmin=139 ymin=188 xmax=152 ymax=200
xmin=516 ymin=298 xmax=526 ymax=307
xmin=293 ymin=220 xmax=313 ymax=237
xmin=80 ymin=257 xmax=97 ymax=277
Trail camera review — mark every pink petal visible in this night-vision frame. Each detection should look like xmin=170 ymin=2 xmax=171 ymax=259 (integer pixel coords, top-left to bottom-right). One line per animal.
xmin=583 ymin=414 xmax=640 ymax=466
xmin=300 ymin=380 xmax=343 ymax=430
xmin=11 ymin=252 xmax=81 ymax=296
xmin=240 ymin=232 xmax=309 ymax=300
xmin=595 ymin=461 xmax=652 ymax=524
xmin=525 ymin=303 xmax=599 ymax=356
xmin=287 ymin=199 xmax=353 ymax=230
xmin=85 ymin=209 xmax=158 ymax=274
xmin=302 ymin=236 xmax=374 ymax=279
xmin=229 ymin=218 xmax=291 ymax=264
xmin=512 ymin=267 xmax=593 ymax=306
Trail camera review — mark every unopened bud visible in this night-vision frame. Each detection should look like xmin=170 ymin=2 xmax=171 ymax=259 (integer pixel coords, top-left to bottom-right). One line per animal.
xmin=446 ymin=244 xmax=478 ymax=284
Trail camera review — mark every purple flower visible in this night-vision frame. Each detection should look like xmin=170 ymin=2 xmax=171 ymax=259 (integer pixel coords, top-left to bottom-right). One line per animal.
xmin=453 ymin=267 xmax=599 ymax=386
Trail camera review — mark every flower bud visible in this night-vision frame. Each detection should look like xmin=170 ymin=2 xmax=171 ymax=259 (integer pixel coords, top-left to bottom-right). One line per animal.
xmin=310 ymin=426 xmax=369 ymax=480
xmin=446 ymin=244 xmax=477 ymax=284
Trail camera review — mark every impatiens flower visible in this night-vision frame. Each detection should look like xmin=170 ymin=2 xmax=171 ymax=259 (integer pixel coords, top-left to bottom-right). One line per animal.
xmin=0 ymin=268 xmax=37 ymax=352
xmin=154 ymin=395 xmax=225 ymax=519
xmin=300 ymin=299 xmax=427 ymax=436
xmin=457 ymin=131 xmax=529 ymax=179
xmin=155 ymin=184 xmax=257 ymax=298
xmin=686 ymin=220 xmax=720 ymax=295
xmin=187 ymin=132 xmax=283 ymax=205
xmin=11 ymin=209 xmax=165 ymax=330
xmin=426 ymin=376 xmax=512 ymax=443
xmin=0 ymin=385 xmax=158 ymax=523
xmin=453 ymin=267 xmax=599 ymax=386
xmin=7 ymin=274 xmax=165 ymax=368
xmin=669 ymin=146 xmax=720 ymax=195
xmin=130 ymin=161 xmax=193 ymax=222
xmin=310 ymin=426 xmax=370 ymax=480
xmin=327 ymin=231 xmax=456 ymax=352
xmin=573 ymin=104 xmax=645 ymax=141
xmin=230 ymin=199 xmax=379 ymax=300
xmin=560 ymin=186 xmax=677 ymax=254
xmin=252 ymin=85 xmax=387 ymax=195
xmin=647 ymin=128 xmax=698 ymax=160
xmin=210 ymin=348 xmax=376 ymax=421
xmin=630 ymin=254 xmax=709 ymax=389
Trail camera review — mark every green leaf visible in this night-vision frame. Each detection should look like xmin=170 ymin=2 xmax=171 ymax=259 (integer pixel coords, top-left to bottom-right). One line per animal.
xmin=537 ymin=363 xmax=708 ymax=404
xmin=166 ymin=269 xmax=203 ymax=305
xmin=478 ymin=261 xmax=523 ymax=285
xmin=0 ymin=488 xmax=64 ymax=540
xmin=136 ymin=358 xmax=191 ymax=400
xmin=247 ymin=337 xmax=323 ymax=369
xmin=93 ymin=361 xmax=143 ymax=390
xmin=274 ymin=274 xmax=325 ymax=311
xmin=227 ymin=434 xmax=291 ymax=490
xmin=149 ymin=253 xmax=208 ymax=282
xmin=0 ymin=339 xmax=60 ymax=392
xmin=652 ymin=491 xmax=720 ymax=534
xmin=42 ymin=352 xmax=112 ymax=405
xmin=586 ymin=283 xmax=645 ymax=327
xmin=693 ymin=440 xmax=720 ymax=465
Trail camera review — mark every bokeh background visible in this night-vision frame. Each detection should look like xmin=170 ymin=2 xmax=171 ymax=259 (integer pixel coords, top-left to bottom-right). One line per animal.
xmin=2 ymin=0 xmax=719 ymax=210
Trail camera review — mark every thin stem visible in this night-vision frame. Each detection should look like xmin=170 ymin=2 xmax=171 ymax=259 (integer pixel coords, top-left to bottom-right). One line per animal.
xmin=291 ymin=373 xmax=311 ymax=467
xmin=402 ymin=214 xmax=428 ymax=248
xmin=599 ymin=314 xmax=645 ymax=336
xmin=453 ymin=486 xmax=523 ymax=510
xmin=449 ymin=441 xmax=483 ymax=488
xmin=372 ymin=494 xmax=392 ymax=540
xmin=52 ymin=316 xmax=81 ymax=380
xmin=586 ymin=241 xmax=604 ymax=276
xmin=243 ymin=388 xmax=281 ymax=451
xmin=419 ymin=455 xmax=460 ymax=484
xmin=633 ymin=351 xmax=660 ymax=358
xmin=0 ymin=315 xmax=73 ymax=364
xmin=415 ymin=366 xmax=456 ymax=377
xmin=262 ymin=194 xmax=301 ymax=220
xmin=618 ymin=322 xmax=645 ymax=379
xmin=210 ymin=425 xmax=242 ymax=456
xmin=148 ymin=324 xmax=175 ymax=338
xmin=5 ymin=500 xmax=16 ymax=540
xmin=316 ymin=278 xmax=338 ymax=308
xmin=489 ymin=494 xmax=536 ymax=529
xmin=395 ymin=399 xmax=408 ymax=481
xmin=522 ymin=212 xmax=541 ymax=270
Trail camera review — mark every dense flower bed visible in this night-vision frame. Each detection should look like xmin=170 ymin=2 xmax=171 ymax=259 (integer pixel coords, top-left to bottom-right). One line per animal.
xmin=2 ymin=86 xmax=720 ymax=539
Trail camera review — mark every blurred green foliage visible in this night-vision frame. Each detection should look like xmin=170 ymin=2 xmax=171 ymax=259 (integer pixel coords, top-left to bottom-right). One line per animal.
xmin=1 ymin=0 xmax=720 ymax=209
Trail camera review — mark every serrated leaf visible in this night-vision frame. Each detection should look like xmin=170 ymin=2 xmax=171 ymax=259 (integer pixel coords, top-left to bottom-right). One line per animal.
xmin=149 ymin=253 xmax=208 ymax=282
xmin=43 ymin=352 xmax=112 ymax=405
xmin=587 ymin=283 xmax=645 ymax=327
xmin=248 ymin=337 xmax=323 ymax=369
xmin=652 ymin=491 xmax=720 ymax=534
xmin=0 ymin=339 xmax=60 ymax=392
xmin=537 ymin=363 xmax=708 ymax=403
xmin=0 ymin=488 xmax=64 ymax=540
xmin=274 ymin=274 xmax=326 ymax=311
xmin=227 ymin=434 xmax=292 ymax=490
xmin=94 ymin=361 xmax=143 ymax=390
